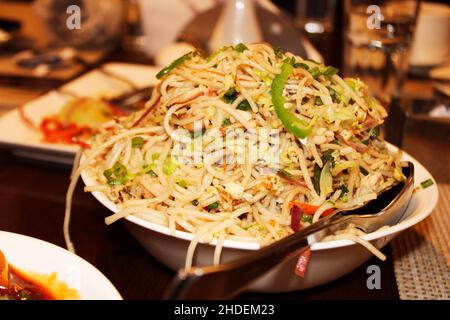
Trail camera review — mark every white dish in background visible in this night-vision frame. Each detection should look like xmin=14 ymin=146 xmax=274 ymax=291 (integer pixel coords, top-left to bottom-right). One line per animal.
xmin=0 ymin=231 xmax=122 ymax=300
xmin=0 ymin=63 xmax=159 ymax=162
xmin=81 ymin=144 xmax=439 ymax=292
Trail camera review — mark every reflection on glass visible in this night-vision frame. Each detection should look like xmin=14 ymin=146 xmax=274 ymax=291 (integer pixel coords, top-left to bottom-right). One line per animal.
xmin=343 ymin=0 xmax=420 ymax=103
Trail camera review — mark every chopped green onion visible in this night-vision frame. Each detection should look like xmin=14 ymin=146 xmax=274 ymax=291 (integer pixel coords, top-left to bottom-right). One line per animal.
xmin=207 ymin=202 xmax=219 ymax=210
xmin=131 ymin=136 xmax=145 ymax=148
xmin=236 ymin=100 xmax=252 ymax=111
xmin=163 ymin=157 xmax=178 ymax=176
xmin=420 ymin=179 xmax=434 ymax=189
xmin=223 ymin=87 xmax=237 ymax=103
xmin=222 ymin=118 xmax=231 ymax=126
xmin=103 ymin=162 xmax=128 ymax=186
xmin=274 ymin=47 xmax=284 ymax=59
xmin=322 ymin=66 xmax=339 ymax=78
xmin=234 ymin=43 xmax=248 ymax=53
xmin=309 ymin=67 xmax=321 ymax=79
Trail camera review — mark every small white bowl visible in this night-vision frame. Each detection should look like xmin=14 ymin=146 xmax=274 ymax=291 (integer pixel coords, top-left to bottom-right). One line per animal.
xmin=81 ymin=144 xmax=438 ymax=292
xmin=0 ymin=231 xmax=122 ymax=300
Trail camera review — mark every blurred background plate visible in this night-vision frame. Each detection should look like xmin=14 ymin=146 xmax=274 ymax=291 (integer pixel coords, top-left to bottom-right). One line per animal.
xmin=0 ymin=63 xmax=159 ymax=164
xmin=0 ymin=231 xmax=122 ymax=300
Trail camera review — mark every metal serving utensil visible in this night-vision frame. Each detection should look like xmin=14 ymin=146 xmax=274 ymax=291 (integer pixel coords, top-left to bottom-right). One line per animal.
xmin=164 ymin=162 xmax=414 ymax=299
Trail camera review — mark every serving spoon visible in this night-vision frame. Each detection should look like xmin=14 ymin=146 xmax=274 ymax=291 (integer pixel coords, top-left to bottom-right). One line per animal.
xmin=164 ymin=162 xmax=414 ymax=299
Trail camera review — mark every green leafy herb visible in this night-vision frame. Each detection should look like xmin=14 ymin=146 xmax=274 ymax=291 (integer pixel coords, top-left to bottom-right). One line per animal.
xmin=339 ymin=184 xmax=349 ymax=196
xmin=207 ymin=202 xmax=219 ymax=210
xmin=322 ymin=66 xmax=339 ymax=78
xmin=234 ymin=43 xmax=249 ymax=53
xmin=274 ymin=47 xmax=284 ymax=59
xmin=103 ymin=162 xmax=128 ymax=186
xmin=328 ymin=86 xmax=341 ymax=103
xmin=131 ymin=136 xmax=145 ymax=148
xmin=362 ymin=139 xmax=369 ymax=145
xmin=309 ymin=67 xmax=321 ymax=79
xmin=222 ymin=118 xmax=231 ymax=126
xmin=301 ymin=215 xmax=313 ymax=224
xmin=360 ymin=166 xmax=369 ymax=176
xmin=321 ymin=149 xmax=335 ymax=165
xmin=315 ymin=96 xmax=323 ymax=106
xmin=420 ymin=179 xmax=434 ymax=189
xmin=313 ymin=164 xmax=321 ymax=194
xmin=223 ymin=87 xmax=238 ymax=103
xmin=236 ymin=100 xmax=252 ymax=111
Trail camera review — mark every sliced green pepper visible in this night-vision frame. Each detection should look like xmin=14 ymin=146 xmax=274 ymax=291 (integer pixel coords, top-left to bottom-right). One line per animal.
xmin=156 ymin=51 xmax=197 ymax=79
xmin=271 ymin=62 xmax=316 ymax=139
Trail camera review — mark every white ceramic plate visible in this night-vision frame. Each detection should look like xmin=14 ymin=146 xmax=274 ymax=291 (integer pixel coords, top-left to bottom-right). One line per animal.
xmin=81 ymin=144 xmax=439 ymax=292
xmin=0 ymin=231 xmax=122 ymax=300
xmin=0 ymin=63 xmax=159 ymax=162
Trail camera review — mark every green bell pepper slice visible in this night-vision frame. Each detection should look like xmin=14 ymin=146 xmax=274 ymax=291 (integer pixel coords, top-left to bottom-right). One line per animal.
xmin=156 ymin=51 xmax=196 ymax=79
xmin=271 ymin=62 xmax=316 ymax=139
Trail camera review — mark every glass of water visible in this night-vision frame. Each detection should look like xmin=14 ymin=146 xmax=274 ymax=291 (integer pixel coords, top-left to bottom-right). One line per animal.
xmin=343 ymin=0 xmax=420 ymax=103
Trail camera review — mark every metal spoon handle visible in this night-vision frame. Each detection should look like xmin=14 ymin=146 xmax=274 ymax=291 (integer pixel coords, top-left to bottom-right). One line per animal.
xmin=164 ymin=213 xmax=350 ymax=300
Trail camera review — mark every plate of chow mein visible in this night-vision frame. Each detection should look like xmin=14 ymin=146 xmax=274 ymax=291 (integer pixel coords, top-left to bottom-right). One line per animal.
xmin=67 ymin=43 xmax=438 ymax=291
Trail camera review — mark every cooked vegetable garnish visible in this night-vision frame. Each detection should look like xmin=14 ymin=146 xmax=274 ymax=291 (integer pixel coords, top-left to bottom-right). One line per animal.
xmin=207 ymin=202 xmax=219 ymax=210
xmin=420 ymin=179 xmax=434 ymax=189
xmin=103 ymin=162 xmax=128 ymax=186
xmin=73 ymin=44 xmax=401 ymax=273
xmin=236 ymin=100 xmax=252 ymax=111
xmin=222 ymin=118 xmax=231 ymax=126
xmin=156 ymin=51 xmax=197 ymax=79
xmin=271 ymin=62 xmax=316 ymax=139
xmin=234 ymin=43 xmax=249 ymax=53
xmin=223 ymin=87 xmax=238 ymax=103
xmin=131 ymin=136 xmax=145 ymax=148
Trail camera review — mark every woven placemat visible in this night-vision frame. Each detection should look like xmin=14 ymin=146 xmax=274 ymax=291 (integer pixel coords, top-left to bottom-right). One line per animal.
xmin=391 ymin=183 xmax=450 ymax=300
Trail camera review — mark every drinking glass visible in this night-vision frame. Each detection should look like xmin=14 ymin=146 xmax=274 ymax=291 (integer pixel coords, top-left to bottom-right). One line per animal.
xmin=343 ymin=0 xmax=420 ymax=103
